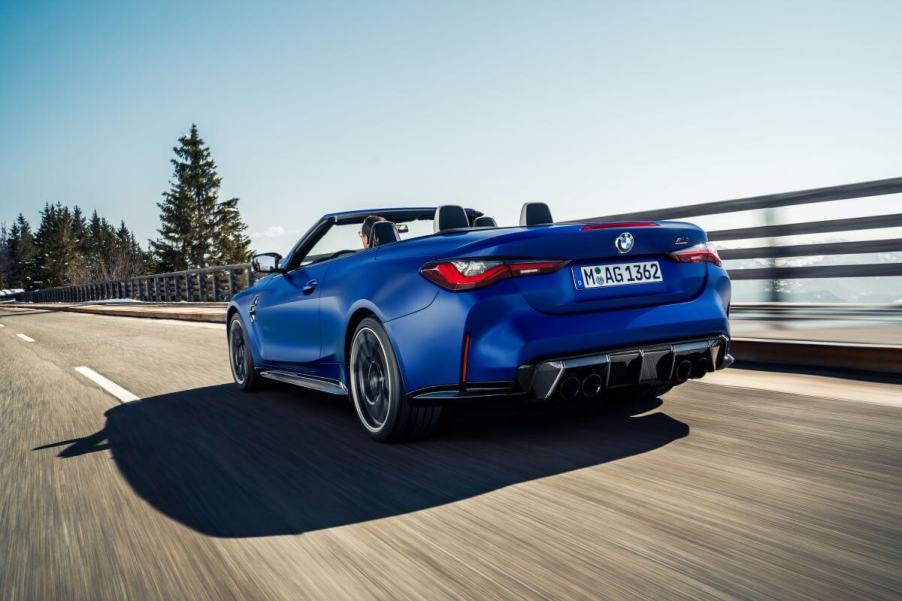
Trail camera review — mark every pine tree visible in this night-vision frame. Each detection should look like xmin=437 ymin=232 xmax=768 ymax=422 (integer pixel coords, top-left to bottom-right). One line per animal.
xmin=212 ymin=196 xmax=252 ymax=264
xmin=0 ymin=223 xmax=8 ymax=289
xmin=151 ymin=124 xmax=250 ymax=272
xmin=6 ymin=214 xmax=36 ymax=289
xmin=112 ymin=221 xmax=146 ymax=278
xmin=71 ymin=205 xmax=88 ymax=254
xmin=33 ymin=203 xmax=79 ymax=287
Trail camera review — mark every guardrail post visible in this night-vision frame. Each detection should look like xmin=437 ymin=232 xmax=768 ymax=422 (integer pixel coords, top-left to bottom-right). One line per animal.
xmin=212 ymin=271 xmax=220 ymax=302
xmin=764 ymin=207 xmax=782 ymax=305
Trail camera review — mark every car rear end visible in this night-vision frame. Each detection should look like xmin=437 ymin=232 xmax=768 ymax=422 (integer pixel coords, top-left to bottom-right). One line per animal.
xmin=383 ymin=221 xmax=731 ymax=401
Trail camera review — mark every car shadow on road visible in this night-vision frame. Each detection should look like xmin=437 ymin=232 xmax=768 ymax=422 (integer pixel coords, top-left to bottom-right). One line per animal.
xmin=34 ymin=384 xmax=688 ymax=538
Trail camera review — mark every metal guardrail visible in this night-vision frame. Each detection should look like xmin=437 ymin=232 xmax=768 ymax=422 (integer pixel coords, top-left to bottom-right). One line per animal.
xmin=14 ymin=177 xmax=902 ymax=304
xmin=589 ymin=176 xmax=902 ymax=285
xmin=15 ymin=264 xmax=254 ymax=303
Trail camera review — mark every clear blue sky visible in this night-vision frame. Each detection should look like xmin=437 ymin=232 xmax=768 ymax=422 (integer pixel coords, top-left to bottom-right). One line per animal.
xmin=1 ymin=0 xmax=900 ymax=253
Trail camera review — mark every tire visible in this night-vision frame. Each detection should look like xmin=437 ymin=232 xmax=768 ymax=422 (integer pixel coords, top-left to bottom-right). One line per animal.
xmin=229 ymin=315 xmax=263 ymax=392
xmin=349 ymin=317 xmax=441 ymax=442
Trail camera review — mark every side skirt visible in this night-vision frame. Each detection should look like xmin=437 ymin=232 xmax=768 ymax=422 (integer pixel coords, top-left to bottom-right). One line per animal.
xmin=259 ymin=370 xmax=348 ymax=396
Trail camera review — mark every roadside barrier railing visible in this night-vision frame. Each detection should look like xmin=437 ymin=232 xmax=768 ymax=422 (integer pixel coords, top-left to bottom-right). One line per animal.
xmin=14 ymin=177 xmax=902 ymax=304
xmin=15 ymin=263 xmax=253 ymax=303
xmin=584 ymin=177 xmax=902 ymax=299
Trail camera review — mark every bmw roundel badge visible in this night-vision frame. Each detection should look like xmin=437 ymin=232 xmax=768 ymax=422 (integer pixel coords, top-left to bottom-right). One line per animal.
xmin=615 ymin=232 xmax=634 ymax=254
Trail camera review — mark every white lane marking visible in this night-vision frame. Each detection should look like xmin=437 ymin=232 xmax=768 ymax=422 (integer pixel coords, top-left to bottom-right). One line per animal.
xmin=17 ymin=333 xmax=35 ymax=342
xmin=73 ymin=366 xmax=140 ymax=403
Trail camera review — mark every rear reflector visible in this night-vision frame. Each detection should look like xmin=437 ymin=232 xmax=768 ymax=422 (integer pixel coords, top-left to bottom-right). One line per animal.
xmin=669 ymin=243 xmax=722 ymax=267
xmin=461 ymin=333 xmax=471 ymax=383
xmin=580 ymin=221 xmax=658 ymax=231
xmin=421 ymin=259 xmax=568 ymax=291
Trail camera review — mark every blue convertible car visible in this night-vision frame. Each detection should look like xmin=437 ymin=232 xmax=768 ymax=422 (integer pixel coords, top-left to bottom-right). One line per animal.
xmin=227 ymin=203 xmax=732 ymax=441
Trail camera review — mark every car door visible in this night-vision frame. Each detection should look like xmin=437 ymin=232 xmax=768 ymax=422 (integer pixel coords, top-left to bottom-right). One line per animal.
xmin=253 ymin=261 xmax=331 ymax=365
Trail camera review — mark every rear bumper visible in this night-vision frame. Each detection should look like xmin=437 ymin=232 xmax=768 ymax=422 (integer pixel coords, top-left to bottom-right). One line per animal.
xmin=520 ymin=335 xmax=732 ymax=399
xmin=388 ymin=265 xmax=731 ymax=396
xmin=409 ymin=335 xmax=731 ymax=403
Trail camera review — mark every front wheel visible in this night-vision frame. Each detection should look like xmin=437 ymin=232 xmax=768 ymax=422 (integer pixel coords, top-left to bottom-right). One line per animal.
xmin=229 ymin=315 xmax=263 ymax=391
xmin=349 ymin=317 xmax=441 ymax=442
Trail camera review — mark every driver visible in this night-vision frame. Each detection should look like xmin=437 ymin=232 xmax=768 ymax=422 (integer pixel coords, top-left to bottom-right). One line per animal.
xmin=360 ymin=215 xmax=386 ymax=249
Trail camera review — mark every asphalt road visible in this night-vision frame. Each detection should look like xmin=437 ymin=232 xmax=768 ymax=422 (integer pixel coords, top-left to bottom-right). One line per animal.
xmin=1 ymin=306 xmax=900 ymax=601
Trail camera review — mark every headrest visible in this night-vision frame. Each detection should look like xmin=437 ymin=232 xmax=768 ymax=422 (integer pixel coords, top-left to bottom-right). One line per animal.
xmin=370 ymin=221 xmax=401 ymax=247
xmin=433 ymin=205 xmax=470 ymax=232
xmin=473 ymin=216 xmax=497 ymax=227
xmin=519 ymin=202 xmax=553 ymax=226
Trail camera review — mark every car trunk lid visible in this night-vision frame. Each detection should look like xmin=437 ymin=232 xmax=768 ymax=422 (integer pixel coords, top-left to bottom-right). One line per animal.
xmin=454 ymin=222 xmax=709 ymax=315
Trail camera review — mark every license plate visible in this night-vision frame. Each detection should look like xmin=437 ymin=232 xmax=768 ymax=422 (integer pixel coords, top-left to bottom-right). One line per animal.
xmin=572 ymin=261 xmax=663 ymax=290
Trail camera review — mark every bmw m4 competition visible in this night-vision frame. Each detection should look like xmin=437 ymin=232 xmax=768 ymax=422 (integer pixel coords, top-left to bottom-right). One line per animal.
xmin=227 ymin=203 xmax=732 ymax=441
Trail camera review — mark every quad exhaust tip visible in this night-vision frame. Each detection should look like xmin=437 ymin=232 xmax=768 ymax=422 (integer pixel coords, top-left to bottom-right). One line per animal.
xmin=581 ymin=374 xmax=603 ymax=397
xmin=560 ymin=377 xmax=581 ymax=400
xmin=675 ymin=360 xmax=692 ymax=383
xmin=691 ymin=357 xmax=709 ymax=379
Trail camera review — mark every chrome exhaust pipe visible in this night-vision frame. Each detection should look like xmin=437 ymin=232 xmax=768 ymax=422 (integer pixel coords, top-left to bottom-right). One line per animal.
xmin=674 ymin=360 xmax=692 ymax=383
xmin=581 ymin=374 xmax=602 ymax=397
xmin=559 ymin=377 xmax=581 ymax=400
xmin=691 ymin=357 xmax=709 ymax=379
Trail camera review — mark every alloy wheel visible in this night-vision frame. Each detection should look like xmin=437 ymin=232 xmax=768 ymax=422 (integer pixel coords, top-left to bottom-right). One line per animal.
xmin=350 ymin=327 xmax=391 ymax=432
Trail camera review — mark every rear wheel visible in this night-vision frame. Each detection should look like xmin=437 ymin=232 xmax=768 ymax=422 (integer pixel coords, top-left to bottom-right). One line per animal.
xmin=349 ymin=317 xmax=441 ymax=442
xmin=229 ymin=315 xmax=263 ymax=391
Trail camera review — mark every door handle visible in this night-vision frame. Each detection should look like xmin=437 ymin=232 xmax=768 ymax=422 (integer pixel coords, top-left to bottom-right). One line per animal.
xmin=303 ymin=279 xmax=318 ymax=294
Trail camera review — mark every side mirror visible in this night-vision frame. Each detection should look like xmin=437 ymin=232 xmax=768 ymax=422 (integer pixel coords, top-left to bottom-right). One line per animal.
xmin=251 ymin=252 xmax=283 ymax=274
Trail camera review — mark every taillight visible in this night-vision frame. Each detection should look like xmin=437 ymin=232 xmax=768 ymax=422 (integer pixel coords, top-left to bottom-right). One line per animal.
xmin=420 ymin=259 xmax=568 ymax=291
xmin=580 ymin=221 xmax=658 ymax=231
xmin=669 ymin=243 xmax=722 ymax=267
xmin=508 ymin=261 xmax=568 ymax=276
